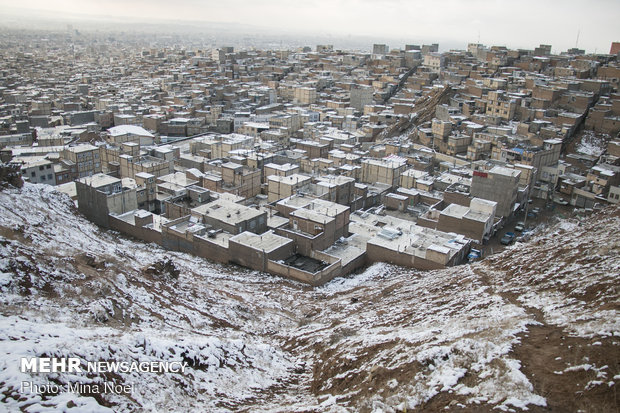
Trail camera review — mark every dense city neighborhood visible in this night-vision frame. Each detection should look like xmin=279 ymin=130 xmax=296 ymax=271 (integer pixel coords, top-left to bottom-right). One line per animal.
xmin=1 ymin=29 xmax=619 ymax=284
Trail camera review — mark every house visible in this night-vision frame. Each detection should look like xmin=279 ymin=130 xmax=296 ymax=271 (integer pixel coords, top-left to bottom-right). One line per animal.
xmin=75 ymin=173 xmax=138 ymax=228
xmin=267 ymin=173 xmax=312 ymax=203
xmin=275 ymin=198 xmax=350 ymax=256
xmin=418 ymin=198 xmax=497 ymax=243
xmin=191 ymin=199 xmax=267 ymax=235
xmin=107 ymin=125 xmax=155 ymax=146
xmin=470 ymin=166 xmax=521 ymax=217
xmin=351 ymin=212 xmax=471 ymax=270
xmin=19 ymin=158 xmax=55 ymax=184
xmin=62 ymin=144 xmax=102 ymax=178
xmin=220 ymin=162 xmax=261 ymax=199
xmin=361 ymin=157 xmax=407 ymax=188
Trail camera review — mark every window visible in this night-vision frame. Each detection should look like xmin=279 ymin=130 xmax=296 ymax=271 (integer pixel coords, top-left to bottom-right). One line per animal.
xmin=39 ymin=166 xmax=44 ymax=171
xmin=46 ymin=164 xmax=51 ymax=169
xmin=314 ymin=225 xmax=323 ymax=231
xmin=47 ymin=174 xmax=52 ymax=180
xmin=31 ymin=171 xmax=36 ymax=177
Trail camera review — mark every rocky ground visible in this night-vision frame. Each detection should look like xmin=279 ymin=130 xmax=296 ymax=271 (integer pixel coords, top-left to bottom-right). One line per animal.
xmin=0 ymin=183 xmax=618 ymax=412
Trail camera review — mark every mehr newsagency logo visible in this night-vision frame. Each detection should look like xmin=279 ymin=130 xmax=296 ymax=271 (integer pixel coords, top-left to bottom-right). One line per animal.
xmin=19 ymin=357 xmax=188 ymax=395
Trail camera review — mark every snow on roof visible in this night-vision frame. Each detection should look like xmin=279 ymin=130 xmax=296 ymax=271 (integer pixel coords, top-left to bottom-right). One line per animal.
xmin=109 ymin=125 xmax=154 ymax=138
xmin=78 ymin=173 xmax=120 ymax=188
xmin=428 ymin=244 xmax=451 ymax=255
xmin=230 ymin=231 xmax=292 ymax=253
xmin=490 ymin=166 xmax=520 ymax=178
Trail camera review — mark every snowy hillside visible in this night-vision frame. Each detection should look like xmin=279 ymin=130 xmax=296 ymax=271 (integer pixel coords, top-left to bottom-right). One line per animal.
xmin=0 ymin=183 xmax=618 ymax=412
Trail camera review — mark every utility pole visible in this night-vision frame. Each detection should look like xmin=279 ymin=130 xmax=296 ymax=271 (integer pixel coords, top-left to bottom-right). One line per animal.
xmin=575 ymin=29 xmax=580 ymax=49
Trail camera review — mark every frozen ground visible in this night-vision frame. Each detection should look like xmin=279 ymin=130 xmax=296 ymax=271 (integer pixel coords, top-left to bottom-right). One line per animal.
xmin=0 ymin=183 xmax=618 ymax=412
xmin=575 ymin=130 xmax=607 ymax=157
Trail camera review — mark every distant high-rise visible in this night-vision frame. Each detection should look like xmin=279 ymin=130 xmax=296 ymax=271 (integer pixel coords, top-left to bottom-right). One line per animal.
xmin=534 ymin=44 xmax=552 ymax=56
xmin=421 ymin=43 xmax=439 ymax=55
xmin=372 ymin=44 xmax=389 ymax=55
xmin=611 ymin=42 xmax=620 ymax=55
xmin=349 ymin=85 xmax=374 ymax=112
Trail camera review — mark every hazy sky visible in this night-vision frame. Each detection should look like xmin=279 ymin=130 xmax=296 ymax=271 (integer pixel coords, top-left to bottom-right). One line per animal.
xmin=1 ymin=0 xmax=619 ymax=53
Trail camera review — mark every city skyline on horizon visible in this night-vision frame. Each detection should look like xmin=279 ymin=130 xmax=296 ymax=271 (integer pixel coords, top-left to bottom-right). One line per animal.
xmin=1 ymin=0 xmax=619 ymax=54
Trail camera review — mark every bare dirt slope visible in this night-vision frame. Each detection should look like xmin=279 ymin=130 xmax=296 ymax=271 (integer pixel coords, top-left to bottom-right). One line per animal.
xmin=0 ymin=183 xmax=618 ymax=412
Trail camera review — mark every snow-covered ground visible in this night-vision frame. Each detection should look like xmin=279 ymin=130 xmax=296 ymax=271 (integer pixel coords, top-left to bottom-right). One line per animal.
xmin=0 ymin=184 xmax=618 ymax=411
xmin=575 ymin=130 xmax=607 ymax=156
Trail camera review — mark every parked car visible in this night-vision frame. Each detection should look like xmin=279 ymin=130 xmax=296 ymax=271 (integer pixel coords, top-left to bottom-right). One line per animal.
xmin=500 ymin=232 xmax=516 ymax=245
xmin=517 ymin=230 xmax=532 ymax=242
xmin=468 ymin=248 xmax=483 ymax=262
xmin=553 ymin=197 xmax=569 ymax=206
xmin=514 ymin=221 xmax=525 ymax=232
xmin=532 ymin=207 xmax=541 ymax=215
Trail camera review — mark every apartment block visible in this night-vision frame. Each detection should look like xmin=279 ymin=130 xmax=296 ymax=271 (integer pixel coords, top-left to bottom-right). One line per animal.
xmin=361 ymin=158 xmax=407 ymax=188
xmin=268 ymin=174 xmax=312 ymax=202
xmin=76 ymin=173 xmax=138 ymax=228
xmin=470 ymin=166 xmax=521 ymax=217
xmin=191 ymin=199 xmax=267 ymax=235
xmin=62 ymin=144 xmax=102 ymax=178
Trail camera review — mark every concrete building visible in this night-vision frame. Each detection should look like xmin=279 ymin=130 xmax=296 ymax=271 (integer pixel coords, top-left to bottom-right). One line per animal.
xmin=76 ymin=173 xmax=138 ymax=228
xmin=493 ymin=139 xmax=562 ymax=181
xmin=135 ymin=172 xmax=157 ymax=212
xmin=350 ymin=212 xmax=470 ymax=270
xmin=372 ymin=44 xmax=389 ymax=55
xmin=268 ymin=173 xmax=312 ymax=202
xmin=62 ymin=144 xmax=102 ymax=178
xmin=608 ymin=185 xmax=620 ymax=204
xmin=264 ymin=163 xmax=300 ymax=178
xmin=221 ymin=162 xmax=261 ymax=199
xmin=419 ymin=198 xmax=497 ymax=243
xmin=424 ymin=53 xmax=445 ymax=73
xmin=470 ymin=166 xmax=521 ymax=217
xmin=485 ymin=90 xmax=519 ymax=120
xmin=293 ymin=87 xmax=317 ymax=105
xmin=276 ymin=198 xmax=350 ymax=256
xmin=191 ymin=199 xmax=267 ymax=235
xmin=361 ymin=157 xmax=407 ymax=188
xmin=350 ymin=86 xmax=374 ymax=112
xmin=19 ymin=158 xmax=55 ymax=184
xmin=108 ymin=125 xmax=155 ymax=146
xmin=119 ymin=154 xmax=174 ymax=180
xmin=229 ymin=231 xmax=295 ymax=273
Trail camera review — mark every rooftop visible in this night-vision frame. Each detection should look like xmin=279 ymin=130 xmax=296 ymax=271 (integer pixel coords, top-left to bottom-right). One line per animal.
xmin=158 ymin=172 xmax=199 ymax=188
xmin=268 ymin=173 xmax=312 ymax=184
xmin=290 ymin=208 xmax=335 ymax=225
xmin=230 ymin=230 xmax=293 ymax=253
xmin=109 ymin=125 xmax=154 ymax=138
xmin=65 ymin=144 xmax=98 ymax=153
xmin=78 ymin=173 xmax=120 ymax=189
xmin=490 ymin=166 xmax=521 ymax=178
xmin=192 ymin=199 xmax=264 ymax=225
xmin=351 ymin=212 xmax=469 ymax=260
